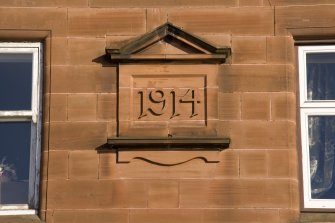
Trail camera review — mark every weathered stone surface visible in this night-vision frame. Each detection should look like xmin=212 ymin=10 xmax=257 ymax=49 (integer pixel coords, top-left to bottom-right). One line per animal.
xmin=146 ymin=8 xmax=168 ymax=31
xmin=49 ymin=122 xmax=107 ymax=150
xmin=180 ymin=179 xmax=292 ymax=208
xmin=276 ymin=5 xmax=335 ymax=35
xmin=97 ymin=94 xmax=116 ymax=120
xmin=272 ymin=0 xmax=335 ymax=5
xmin=50 ymin=38 xmax=69 ymax=65
xmin=68 ymin=8 xmax=146 ymax=36
xmin=266 ymin=36 xmax=290 ymax=64
xmin=68 ymin=94 xmax=97 ymax=121
xmin=50 ymin=94 xmax=67 ymax=121
xmin=214 ymin=150 xmax=239 ymax=178
xmin=219 ymin=93 xmax=241 ymax=120
xmin=239 ymin=0 xmax=264 ymax=6
xmin=232 ymin=36 xmax=267 ymax=64
xmin=279 ymin=210 xmax=299 ymax=223
xmin=52 ymin=210 xmax=128 ymax=223
xmin=68 ymin=38 xmax=106 ymax=65
xmin=267 ymin=150 xmax=292 ymax=178
xmin=0 ymin=8 xmax=67 ymax=36
xmin=239 ymin=150 xmax=267 ymax=177
xmin=47 ymin=180 xmax=148 ymax=209
xmin=271 ymin=92 xmax=296 ymax=121
xmin=51 ymin=65 xmax=117 ymax=93
xmin=169 ymin=7 xmax=274 ymax=35
xmin=219 ymin=65 xmax=292 ymax=92
xmin=148 ymin=180 xmax=179 ymax=208
xmin=129 ymin=209 xmax=202 ymax=223
xmin=219 ymin=120 xmax=296 ymax=149
xmin=69 ymin=151 xmax=99 ymax=179
xmin=241 ymin=93 xmax=270 ymax=120
xmin=90 ymin=0 xmax=237 ymax=7
xmin=0 ymin=0 xmax=87 ymax=7
xmin=204 ymin=209 xmax=280 ymax=223
xmin=48 ymin=151 xmax=68 ymax=180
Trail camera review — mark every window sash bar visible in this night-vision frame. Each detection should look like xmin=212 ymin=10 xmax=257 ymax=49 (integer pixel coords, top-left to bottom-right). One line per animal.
xmin=0 ymin=111 xmax=32 ymax=121
xmin=0 ymin=44 xmax=40 ymax=123
xmin=0 ymin=205 xmax=36 ymax=216
xmin=299 ymin=45 xmax=335 ymax=108
xmin=0 ymin=210 xmax=36 ymax=216
xmin=300 ymin=108 xmax=335 ymax=208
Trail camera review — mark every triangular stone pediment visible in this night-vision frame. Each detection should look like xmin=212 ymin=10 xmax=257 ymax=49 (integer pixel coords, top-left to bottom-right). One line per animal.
xmin=137 ymin=40 xmax=188 ymax=55
xmin=106 ymin=22 xmax=230 ymax=63
xmin=137 ymin=38 xmax=199 ymax=55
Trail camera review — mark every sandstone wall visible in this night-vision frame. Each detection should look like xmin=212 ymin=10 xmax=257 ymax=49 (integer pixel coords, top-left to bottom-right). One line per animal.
xmin=0 ymin=0 xmax=332 ymax=222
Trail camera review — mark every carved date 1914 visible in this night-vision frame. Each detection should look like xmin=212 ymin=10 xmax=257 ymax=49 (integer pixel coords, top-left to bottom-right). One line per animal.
xmin=137 ymin=88 xmax=201 ymax=119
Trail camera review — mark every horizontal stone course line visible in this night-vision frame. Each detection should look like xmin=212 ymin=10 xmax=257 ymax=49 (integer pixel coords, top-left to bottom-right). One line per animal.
xmin=46 ymin=207 xmax=289 ymax=210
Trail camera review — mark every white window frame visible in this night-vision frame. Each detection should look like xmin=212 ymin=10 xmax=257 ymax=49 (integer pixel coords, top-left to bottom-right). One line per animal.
xmin=0 ymin=42 xmax=42 ymax=215
xmin=299 ymin=45 xmax=335 ymax=209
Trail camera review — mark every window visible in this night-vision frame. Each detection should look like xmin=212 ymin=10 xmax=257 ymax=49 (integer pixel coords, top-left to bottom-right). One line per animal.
xmin=0 ymin=43 xmax=42 ymax=215
xmin=299 ymin=45 xmax=335 ymax=209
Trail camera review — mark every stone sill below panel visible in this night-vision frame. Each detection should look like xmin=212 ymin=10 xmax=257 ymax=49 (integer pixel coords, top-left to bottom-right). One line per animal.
xmin=106 ymin=137 xmax=230 ymax=165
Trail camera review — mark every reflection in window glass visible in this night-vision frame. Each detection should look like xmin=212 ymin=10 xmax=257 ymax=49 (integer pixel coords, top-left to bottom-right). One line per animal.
xmin=0 ymin=122 xmax=31 ymax=204
xmin=0 ymin=54 xmax=32 ymax=110
xmin=309 ymin=116 xmax=335 ymax=199
xmin=307 ymin=53 xmax=335 ymax=101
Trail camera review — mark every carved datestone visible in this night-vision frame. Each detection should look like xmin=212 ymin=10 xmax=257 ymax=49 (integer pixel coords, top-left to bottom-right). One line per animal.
xmin=106 ymin=23 xmax=230 ymax=149
xmin=118 ymin=64 xmax=219 ymax=138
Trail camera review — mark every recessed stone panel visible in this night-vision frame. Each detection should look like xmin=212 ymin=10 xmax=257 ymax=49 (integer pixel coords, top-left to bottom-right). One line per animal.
xmin=118 ymin=64 xmax=219 ymax=137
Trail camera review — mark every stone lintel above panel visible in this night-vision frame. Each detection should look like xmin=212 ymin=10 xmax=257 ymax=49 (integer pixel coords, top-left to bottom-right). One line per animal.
xmin=106 ymin=22 xmax=231 ymax=63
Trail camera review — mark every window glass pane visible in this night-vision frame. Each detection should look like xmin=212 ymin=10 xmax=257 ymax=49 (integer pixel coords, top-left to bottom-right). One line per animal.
xmin=0 ymin=122 xmax=31 ymax=205
xmin=307 ymin=53 xmax=335 ymax=101
xmin=308 ymin=115 xmax=335 ymax=199
xmin=0 ymin=54 xmax=32 ymax=110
